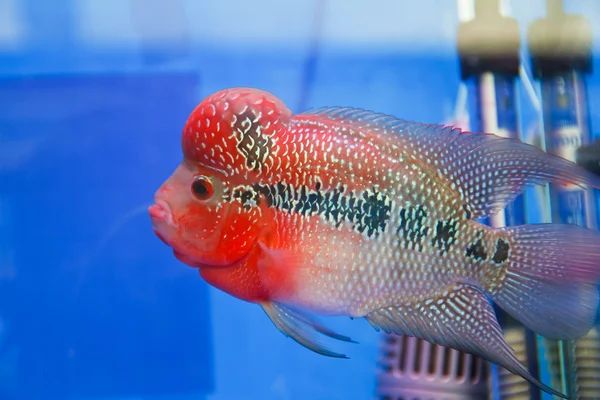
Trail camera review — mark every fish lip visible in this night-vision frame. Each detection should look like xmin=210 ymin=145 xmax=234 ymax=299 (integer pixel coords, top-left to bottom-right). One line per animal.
xmin=148 ymin=198 xmax=178 ymax=228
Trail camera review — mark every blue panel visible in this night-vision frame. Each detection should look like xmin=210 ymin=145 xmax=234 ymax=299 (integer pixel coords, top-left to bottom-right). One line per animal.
xmin=306 ymin=54 xmax=461 ymax=122
xmin=0 ymin=73 xmax=213 ymax=399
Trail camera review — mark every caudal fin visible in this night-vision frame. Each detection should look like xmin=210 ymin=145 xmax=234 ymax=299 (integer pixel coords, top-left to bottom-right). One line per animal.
xmin=490 ymin=224 xmax=600 ymax=340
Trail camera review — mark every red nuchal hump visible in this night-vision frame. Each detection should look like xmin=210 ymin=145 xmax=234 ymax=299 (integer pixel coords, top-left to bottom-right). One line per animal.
xmin=181 ymin=88 xmax=292 ymax=175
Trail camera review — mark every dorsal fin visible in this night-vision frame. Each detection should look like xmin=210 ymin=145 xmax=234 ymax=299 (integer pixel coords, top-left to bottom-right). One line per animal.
xmin=302 ymin=107 xmax=600 ymax=219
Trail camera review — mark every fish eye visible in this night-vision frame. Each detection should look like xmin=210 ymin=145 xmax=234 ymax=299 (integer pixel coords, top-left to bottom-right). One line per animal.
xmin=191 ymin=176 xmax=214 ymax=201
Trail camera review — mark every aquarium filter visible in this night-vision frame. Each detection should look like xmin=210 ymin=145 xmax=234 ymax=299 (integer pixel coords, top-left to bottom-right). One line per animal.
xmin=376 ymin=334 xmax=490 ymax=400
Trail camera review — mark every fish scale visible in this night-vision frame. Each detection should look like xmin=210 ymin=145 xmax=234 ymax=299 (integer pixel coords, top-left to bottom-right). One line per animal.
xmin=218 ymin=105 xmax=534 ymax=312
xmin=150 ymin=88 xmax=600 ymax=399
xmin=241 ymin=116 xmax=483 ymax=314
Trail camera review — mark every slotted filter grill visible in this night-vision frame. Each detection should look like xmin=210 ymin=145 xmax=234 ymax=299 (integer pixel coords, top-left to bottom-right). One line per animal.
xmin=574 ymin=328 xmax=600 ymax=399
xmin=376 ymin=334 xmax=491 ymax=400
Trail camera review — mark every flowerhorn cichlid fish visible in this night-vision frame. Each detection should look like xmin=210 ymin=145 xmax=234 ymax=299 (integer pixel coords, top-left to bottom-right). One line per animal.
xmin=149 ymin=87 xmax=600 ymax=398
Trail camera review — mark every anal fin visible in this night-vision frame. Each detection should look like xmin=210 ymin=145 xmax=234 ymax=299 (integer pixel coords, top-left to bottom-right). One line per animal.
xmin=261 ymin=301 xmax=356 ymax=359
xmin=364 ymin=283 xmax=567 ymax=399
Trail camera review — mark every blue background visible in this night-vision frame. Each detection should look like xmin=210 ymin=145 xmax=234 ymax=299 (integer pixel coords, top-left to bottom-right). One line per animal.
xmin=1 ymin=0 xmax=599 ymax=399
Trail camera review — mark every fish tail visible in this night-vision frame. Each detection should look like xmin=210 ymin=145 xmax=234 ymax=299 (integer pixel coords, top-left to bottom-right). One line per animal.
xmin=488 ymin=223 xmax=600 ymax=340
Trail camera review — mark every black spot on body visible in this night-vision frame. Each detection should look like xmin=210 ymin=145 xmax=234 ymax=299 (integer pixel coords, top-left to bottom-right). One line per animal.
xmin=294 ymin=185 xmax=309 ymax=214
xmin=431 ymin=219 xmax=459 ymax=254
xmin=466 ymin=238 xmax=487 ymax=261
xmin=355 ymin=190 xmax=392 ymax=237
xmin=252 ymin=183 xmax=274 ymax=207
xmin=396 ymin=206 xmax=429 ymax=251
xmin=234 ymin=111 xmax=273 ymax=171
xmin=233 ymin=187 xmax=260 ymax=209
xmin=308 ymin=192 xmax=319 ymax=213
xmin=231 ymin=182 xmax=392 ymax=238
xmin=324 ymin=188 xmax=342 ymax=221
xmin=340 ymin=193 xmax=353 ymax=222
xmin=492 ymin=239 xmax=510 ymax=264
xmin=275 ymin=182 xmax=291 ymax=210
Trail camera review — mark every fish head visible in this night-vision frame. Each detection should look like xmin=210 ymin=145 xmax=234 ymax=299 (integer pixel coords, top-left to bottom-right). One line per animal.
xmin=149 ymin=87 xmax=291 ymax=268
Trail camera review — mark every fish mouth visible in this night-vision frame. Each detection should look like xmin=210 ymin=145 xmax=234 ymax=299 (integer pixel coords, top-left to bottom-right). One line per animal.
xmin=148 ymin=198 xmax=177 ymax=228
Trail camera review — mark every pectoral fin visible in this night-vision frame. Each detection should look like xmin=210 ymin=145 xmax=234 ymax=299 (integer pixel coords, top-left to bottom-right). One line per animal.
xmin=256 ymin=242 xmax=306 ymax=299
xmin=261 ymin=301 xmax=356 ymax=359
xmin=364 ymin=283 xmax=566 ymax=399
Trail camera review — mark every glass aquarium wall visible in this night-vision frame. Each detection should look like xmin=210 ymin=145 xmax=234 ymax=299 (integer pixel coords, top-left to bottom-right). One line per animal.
xmin=1 ymin=0 xmax=599 ymax=399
